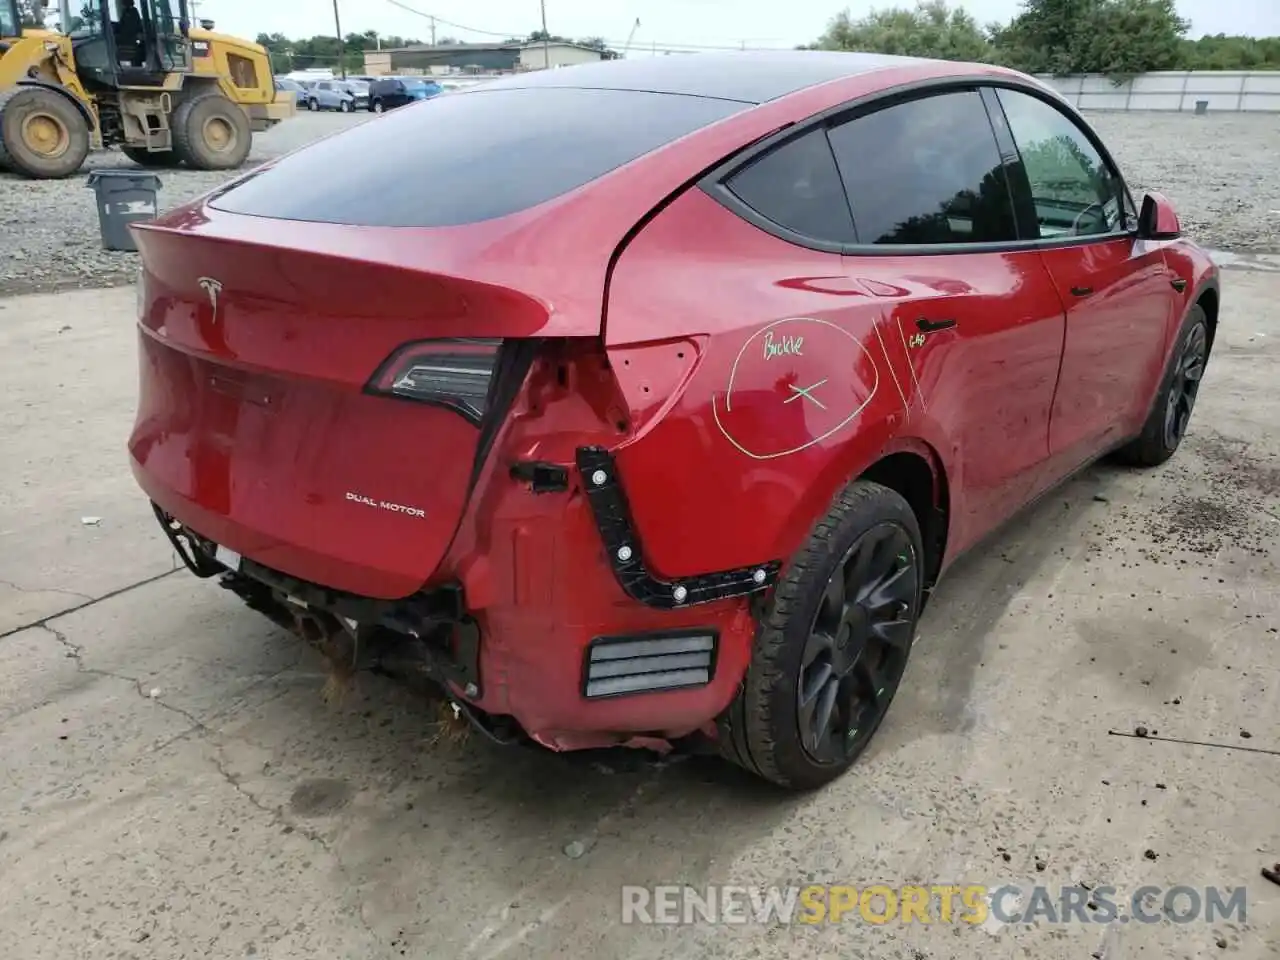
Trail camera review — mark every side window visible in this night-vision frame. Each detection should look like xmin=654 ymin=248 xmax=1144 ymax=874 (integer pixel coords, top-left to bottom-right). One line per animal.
xmin=827 ymin=90 xmax=1018 ymax=246
xmin=995 ymin=89 xmax=1126 ymax=239
xmin=723 ymin=128 xmax=855 ymax=245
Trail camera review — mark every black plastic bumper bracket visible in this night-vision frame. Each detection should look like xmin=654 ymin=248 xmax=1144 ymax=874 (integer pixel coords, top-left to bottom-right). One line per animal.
xmin=575 ymin=446 xmax=781 ymax=609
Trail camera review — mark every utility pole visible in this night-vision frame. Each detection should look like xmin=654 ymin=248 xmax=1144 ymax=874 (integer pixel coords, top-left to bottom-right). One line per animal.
xmin=430 ymin=15 xmax=436 ymax=45
xmin=539 ymin=0 xmax=550 ymax=69
xmin=331 ymin=0 xmax=346 ymax=78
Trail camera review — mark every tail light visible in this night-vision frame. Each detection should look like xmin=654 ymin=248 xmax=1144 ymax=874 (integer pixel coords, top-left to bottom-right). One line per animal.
xmin=366 ymin=338 xmax=503 ymax=424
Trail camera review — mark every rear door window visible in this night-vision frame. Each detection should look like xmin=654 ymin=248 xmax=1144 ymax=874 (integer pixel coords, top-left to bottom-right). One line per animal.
xmin=994 ymin=89 xmax=1128 ymax=239
xmin=722 ymin=128 xmax=855 ymax=244
xmin=211 ymin=87 xmax=743 ymax=227
xmin=827 ymin=90 xmax=1019 ymax=246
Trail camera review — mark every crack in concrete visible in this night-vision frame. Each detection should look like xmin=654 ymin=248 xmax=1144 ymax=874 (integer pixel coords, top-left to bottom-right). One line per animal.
xmin=0 ymin=568 xmax=182 ymax=640
xmin=0 ymin=578 xmax=94 ymax=603
xmin=208 ymin=744 xmax=387 ymax=952
xmin=33 ymin=619 xmax=390 ymax=954
xmin=40 ymin=622 xmax=210 ymax=731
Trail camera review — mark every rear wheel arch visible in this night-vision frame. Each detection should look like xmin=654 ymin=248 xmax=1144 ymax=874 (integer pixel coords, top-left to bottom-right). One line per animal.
xmin=857 ymin=447 xmax=950 ymax=594
xmin=768 ymin=437 xmax=951 ymax=593
xmin=1195 ymin=283 xmax=1219 ymax=353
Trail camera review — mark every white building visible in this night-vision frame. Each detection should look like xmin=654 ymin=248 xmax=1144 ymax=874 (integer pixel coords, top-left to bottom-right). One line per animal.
xmin=515 ymin=41 xmax=610 ymax=71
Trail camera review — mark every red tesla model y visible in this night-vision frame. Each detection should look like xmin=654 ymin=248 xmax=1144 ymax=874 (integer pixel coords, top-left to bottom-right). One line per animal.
xmin=128 ymin=51 xmax=1219 ymax=789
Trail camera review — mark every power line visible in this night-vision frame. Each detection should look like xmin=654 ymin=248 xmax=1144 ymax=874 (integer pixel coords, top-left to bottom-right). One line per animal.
xmin=382 ymin=0 xmax=521 ymax=39
xmin=377 ymin=0 xmax=797 ymax=52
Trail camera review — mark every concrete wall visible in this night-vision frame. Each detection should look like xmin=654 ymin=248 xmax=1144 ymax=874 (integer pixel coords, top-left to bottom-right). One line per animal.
xmin=1037 ymin=71 xmax=1280 ymax=112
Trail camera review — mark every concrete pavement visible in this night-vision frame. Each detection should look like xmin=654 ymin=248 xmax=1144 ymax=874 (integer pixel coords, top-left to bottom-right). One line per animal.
xmin=0 ymin=271 xmax=1277 ymax=959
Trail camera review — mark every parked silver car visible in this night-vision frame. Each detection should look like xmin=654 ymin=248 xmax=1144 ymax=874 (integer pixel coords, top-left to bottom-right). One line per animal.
xmin=305 ymin=80 xmax=364 ymax=113
xmin=340 ymin=81 xmax=371 ymax=111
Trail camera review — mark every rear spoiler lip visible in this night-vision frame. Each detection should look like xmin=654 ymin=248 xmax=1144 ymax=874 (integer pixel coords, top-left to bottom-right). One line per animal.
xmin=130 ymin=197 xmax=610 ymax=339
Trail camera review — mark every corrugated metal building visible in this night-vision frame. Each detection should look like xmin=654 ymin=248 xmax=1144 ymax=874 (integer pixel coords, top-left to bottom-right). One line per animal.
xmin=364 ymin=41 xmax=607 ymax=76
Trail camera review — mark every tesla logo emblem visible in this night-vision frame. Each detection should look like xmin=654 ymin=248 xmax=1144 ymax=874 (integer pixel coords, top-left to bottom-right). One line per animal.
xmin=907 ymin=332 xmax=926 ymax=349
xmin=198 ymin=277 xmax=223 ymax=323
xmin=784 ymin=378 xmax=828 ymax=409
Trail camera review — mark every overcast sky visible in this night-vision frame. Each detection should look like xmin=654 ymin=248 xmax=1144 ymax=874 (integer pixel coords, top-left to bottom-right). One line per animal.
xmin=195 ymin=0 xmax=1280 ymax=50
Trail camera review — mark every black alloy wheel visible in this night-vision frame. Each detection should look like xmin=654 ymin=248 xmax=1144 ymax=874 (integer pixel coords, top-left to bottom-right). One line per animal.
xmin=1164 ymin=319 xmax=1207 ymax=450
xmin=716 ymin=480 xmax=924 ymax=790
xmin=1114 ymin=303 xmax=1211 ymax=468
xmin=797 ymin=522 xmax=917 ymax=764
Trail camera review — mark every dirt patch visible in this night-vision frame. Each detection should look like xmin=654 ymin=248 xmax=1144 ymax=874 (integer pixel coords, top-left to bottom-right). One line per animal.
xmin=288 ymin=777 xmax=353 ymax=817
xmin=1149 ymin=431 xmax=1280 ymax=559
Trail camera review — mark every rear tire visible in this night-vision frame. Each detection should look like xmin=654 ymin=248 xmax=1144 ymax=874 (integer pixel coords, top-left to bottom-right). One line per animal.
xmin=0 ymin=86 xmax=91 ymax=179
xmin=1113 ymin=304 xmax=1210 ymax=468
xmin=171 ymin=93 xmax=252 ymax=171
xmin=718 ymin=481 xmax=924 ymax=790
xmin=121 ymin=145 xmax=181 ymax=167
xmin=308 ymin=98 xmax=319 ymax=112
xmin=373 ymin=100 xmax=384 ymax=114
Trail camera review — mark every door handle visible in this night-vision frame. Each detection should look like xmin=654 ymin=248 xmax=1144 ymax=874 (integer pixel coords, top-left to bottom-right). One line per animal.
xmin=1070 ymin=286 xmax=1093 ymax=297
xmin=915 ymin=317 xmax=957 ymax=333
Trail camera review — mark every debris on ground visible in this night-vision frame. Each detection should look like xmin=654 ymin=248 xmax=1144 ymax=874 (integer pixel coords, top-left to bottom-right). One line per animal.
xmin=1144 ymin=849 xmax=1159 ymax=861
xmin=80 ymin=516 xmax=102 ymax=526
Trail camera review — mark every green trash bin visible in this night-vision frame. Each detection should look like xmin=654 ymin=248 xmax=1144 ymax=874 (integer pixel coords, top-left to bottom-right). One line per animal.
xmin=85 ymin=169 xmax=162 ymax=252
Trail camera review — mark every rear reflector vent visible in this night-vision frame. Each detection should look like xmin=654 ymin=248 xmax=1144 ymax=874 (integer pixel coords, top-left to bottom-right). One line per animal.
xmin=583 ymin=631 xmax=716 ymax=699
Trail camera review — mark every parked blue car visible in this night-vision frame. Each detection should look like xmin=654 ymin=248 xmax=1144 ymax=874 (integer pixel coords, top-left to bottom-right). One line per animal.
xmin=368 ymin=76 xmax=443 ymax=113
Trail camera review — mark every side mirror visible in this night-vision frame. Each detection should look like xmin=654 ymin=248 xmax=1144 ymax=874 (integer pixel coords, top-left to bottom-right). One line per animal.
xmin=1138 ymin=192 xmax=1181 ymax=241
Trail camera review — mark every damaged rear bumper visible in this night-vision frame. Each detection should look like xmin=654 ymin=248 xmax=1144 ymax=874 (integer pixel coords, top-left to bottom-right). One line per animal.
xmin=145 ymin=447 xmax=778 ymax=751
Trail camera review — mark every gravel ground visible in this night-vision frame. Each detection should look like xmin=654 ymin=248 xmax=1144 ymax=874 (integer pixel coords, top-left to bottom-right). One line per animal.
xmin=0 ymin=112 xmax=367 ymax=297
xmin=1088 ymin=112 xmax=1280 ymax=253
xmin=0 ymin=109 xmax=1276 ymax=297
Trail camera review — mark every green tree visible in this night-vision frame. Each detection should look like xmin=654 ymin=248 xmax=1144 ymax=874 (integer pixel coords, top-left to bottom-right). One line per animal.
xmin=992 ymin=0 xmax=1102 ymax=73
xmin=1079 ymin=0 xmax=1189 ymax=75
xmin=1180 ymin=33 xmax=1280 ymax=69
xmin=578 ymin=35 xmax=620 ymax=59
xmin=813 ymin=1 xmax=994 ymax=62
xmin=992 ymin=0 xmax=1189 ymax=75
xmin=809 ymin=0 xmax=1219 ymax=78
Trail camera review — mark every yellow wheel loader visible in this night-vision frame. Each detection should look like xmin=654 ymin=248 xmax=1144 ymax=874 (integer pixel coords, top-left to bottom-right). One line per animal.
xmin=0 ymin=0 xmax=294 ymax=179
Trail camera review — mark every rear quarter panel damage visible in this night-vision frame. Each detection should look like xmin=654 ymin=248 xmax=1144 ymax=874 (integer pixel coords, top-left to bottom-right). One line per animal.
xmin=602 ymin=187 xmax=942 ymax=580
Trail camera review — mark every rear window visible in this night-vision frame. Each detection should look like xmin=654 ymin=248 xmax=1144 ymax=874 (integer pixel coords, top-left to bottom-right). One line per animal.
xmin=724 ymin=128 xmax=855 ymax=244
xmin=210 ymin=87 xmax=744 ymax=227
